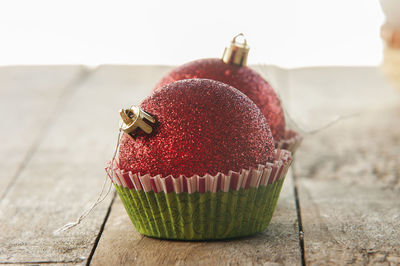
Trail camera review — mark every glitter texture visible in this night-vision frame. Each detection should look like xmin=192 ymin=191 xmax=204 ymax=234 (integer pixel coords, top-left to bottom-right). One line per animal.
xmin=155 ymin=58 xmax=285 ymax=141
xmin=119 ymin=79 xmax=274 ymax=177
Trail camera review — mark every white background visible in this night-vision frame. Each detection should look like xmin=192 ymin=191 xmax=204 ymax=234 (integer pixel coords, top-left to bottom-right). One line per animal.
xmin=0 ymin=0 xmax=384 ymax=67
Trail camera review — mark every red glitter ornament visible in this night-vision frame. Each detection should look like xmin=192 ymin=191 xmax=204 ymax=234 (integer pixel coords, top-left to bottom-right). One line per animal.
xmin=118 ymin=79 xmax=274 ymax=177
xmin=154 ymin=35 xmax=285 ymax=141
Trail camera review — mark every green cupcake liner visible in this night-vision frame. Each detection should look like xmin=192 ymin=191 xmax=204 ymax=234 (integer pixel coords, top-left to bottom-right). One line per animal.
xmin=114 ymin=177 xmax=286 ymax=240
xmin=106 ymin=149 xmax=292 ymax=240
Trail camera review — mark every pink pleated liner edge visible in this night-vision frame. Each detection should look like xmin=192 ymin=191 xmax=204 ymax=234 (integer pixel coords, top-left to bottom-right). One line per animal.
xmin=275 ymin=129 xmax=303 ymax=153
xmin=105 ymin=149 xmax=292 ymax=194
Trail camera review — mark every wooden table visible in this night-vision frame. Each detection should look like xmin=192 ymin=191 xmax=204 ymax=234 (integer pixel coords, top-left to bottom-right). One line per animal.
xmin=0 ymin=65 xmax=399 ymax=265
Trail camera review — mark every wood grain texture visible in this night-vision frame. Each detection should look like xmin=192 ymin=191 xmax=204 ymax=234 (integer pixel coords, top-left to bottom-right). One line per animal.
xmin=2 ymin=65 xmax=399 ymax=265
xmin=90 ymin=172 xmax=300 ymax=266
xmin=295 ymin=107 xmax=400 ymax=189
xmin=0 ymin=66 xmax=172 ymax=263
xmin=0 ymin=65 xmax=170 ymax=264
xmin=298 ymin=178 xmax=400 ymax=265
xmin=286 ymin=67 xmax=400 ymax=129
xmin=292 ymin=67 xmax=400 ymax=265
xmin=0 ymin=66 xmax=87 ymax=199
xmin=295 ymin=110 xmax=400 ymax=265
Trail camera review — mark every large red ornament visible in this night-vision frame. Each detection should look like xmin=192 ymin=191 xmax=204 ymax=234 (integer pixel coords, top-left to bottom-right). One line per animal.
xmin=154 ymin=35 xmax=285 ymax=141
xmin=118 ymin=79 xmax=274 ymax=177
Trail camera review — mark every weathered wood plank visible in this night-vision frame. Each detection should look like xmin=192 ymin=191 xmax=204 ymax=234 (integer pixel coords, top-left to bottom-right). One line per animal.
xmin=0 ymin=66 xmax=87 ymax=199
xmin=295 ymin=109 xmax=400 ymax=265
xmin=3 ymin=65 xmax=399 ymax=265
xmin=295 ymin=107 xmax=400 ymax=189
xmin=0 ymin=65 xmax=171 ymax=264
xmin=292 ymin=67 xmax=400 ymax=264
xmin=286 ymin=67 xmax=400 ymax=129
xmin=90 ymin=172 xmax=300 ymax=266
xmin=297 ymin=178 xmax=400 ymax=265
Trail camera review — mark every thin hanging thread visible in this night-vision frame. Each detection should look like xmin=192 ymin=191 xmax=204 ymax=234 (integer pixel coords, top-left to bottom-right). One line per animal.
xmin=256 ymin=64 xmax=361 ymax=135
xmin=53 ymin=125 xmax=123 ymax=235
xmin=278 ymin=93 xmax=360 ymax=135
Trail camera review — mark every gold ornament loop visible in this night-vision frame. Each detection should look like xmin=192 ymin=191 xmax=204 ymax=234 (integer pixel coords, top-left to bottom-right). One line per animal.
xmin=222 ymin=33 xmax=250 ymax=67
xmin=232 ymin=33 xmax=247 ymax=47
xmin=119 ymin=106 xmax=156 ymax=136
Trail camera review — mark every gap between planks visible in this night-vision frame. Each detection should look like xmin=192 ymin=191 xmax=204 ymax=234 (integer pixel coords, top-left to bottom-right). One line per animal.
xmin=0 ymin=65 xmax=116 ymax=264
xmin=0 ymin=67 xmax=95 ymax=201
xmin=86 ymin=191 xmax=117 ymax=266
xmin=292 ymin=160 xmax=306 ymax=266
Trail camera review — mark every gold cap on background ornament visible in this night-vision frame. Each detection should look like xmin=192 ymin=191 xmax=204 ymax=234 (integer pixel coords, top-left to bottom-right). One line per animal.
xmin=119 ymin=106 xmax=156 ymax=137
xmin=222 ymin=33 xmax=250 ymax=66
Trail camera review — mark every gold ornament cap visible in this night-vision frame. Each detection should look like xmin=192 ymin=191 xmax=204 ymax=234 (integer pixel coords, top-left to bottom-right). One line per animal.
xmin=222 ymin=33 xmax=250 ymax=66
xmin=119 ymin=106 xmax=156 ymax=137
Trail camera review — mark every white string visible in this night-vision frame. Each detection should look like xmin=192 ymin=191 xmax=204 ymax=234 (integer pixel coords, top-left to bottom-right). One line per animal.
xmin=256 ymin=64 xmax=361 ymax=136
xmin=53 ymin=126 xmax=123 ymax=235
xmin=284 ymin=110 xmax=359 ymax=135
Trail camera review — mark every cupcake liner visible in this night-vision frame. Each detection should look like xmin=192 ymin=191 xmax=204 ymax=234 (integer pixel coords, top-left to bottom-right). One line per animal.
xmin=275 ymin=129 xmax=302 ymax=154
xmin=106 ymin=149 xmax=292 ymax=240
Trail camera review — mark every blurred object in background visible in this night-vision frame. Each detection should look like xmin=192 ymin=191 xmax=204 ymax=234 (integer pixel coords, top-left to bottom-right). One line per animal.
xmin=380 ymin=0 xmax=400 ymax=90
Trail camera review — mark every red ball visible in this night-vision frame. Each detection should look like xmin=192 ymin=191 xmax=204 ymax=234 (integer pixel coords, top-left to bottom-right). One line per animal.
xmin=119 ymin=79 xmax=274 ymax=177
xmin=155 ymin=58 xmax=285 ymax=141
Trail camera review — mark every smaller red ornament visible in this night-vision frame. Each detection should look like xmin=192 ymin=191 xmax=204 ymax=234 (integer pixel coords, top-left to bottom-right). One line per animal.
xmin=154 ymin=34 xmax=286 ymax=141
xmin=118 ymin=79 xmax=275 ymax=177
